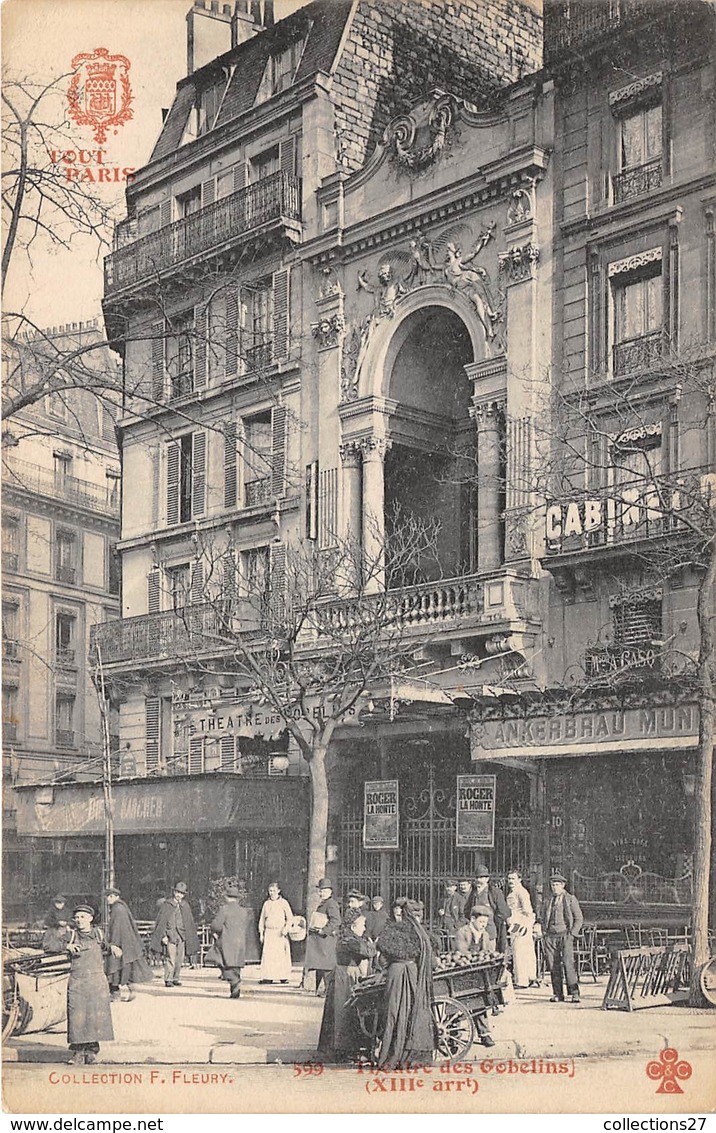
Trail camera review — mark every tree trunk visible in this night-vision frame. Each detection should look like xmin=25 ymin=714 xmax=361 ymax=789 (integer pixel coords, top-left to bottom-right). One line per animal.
xmin=689 ymin=540 xmax=716 ymax=1004
xmin=305 ymin=741 xmax=330 ymax=921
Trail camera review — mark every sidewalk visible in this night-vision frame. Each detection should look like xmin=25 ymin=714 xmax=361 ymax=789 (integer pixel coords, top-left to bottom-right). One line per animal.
xmin=5 ymin=965 xmax=714 ymax=1066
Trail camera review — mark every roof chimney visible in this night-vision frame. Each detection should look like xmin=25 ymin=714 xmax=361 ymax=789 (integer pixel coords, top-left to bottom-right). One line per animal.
xmin=231 ymin=0 xmax=268 ymax=47
xmin=187 ymin=0 xmax=232 ymax=74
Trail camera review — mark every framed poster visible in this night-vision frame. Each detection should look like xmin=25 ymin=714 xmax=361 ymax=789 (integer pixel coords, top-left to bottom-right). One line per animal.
xmin=362 ymin=779 xmax=399 ymax=850
xmin=456 ymin=774 xmax=496 ymax=848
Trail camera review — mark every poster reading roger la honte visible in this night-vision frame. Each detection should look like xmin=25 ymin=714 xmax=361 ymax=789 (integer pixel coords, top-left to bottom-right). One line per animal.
xmin=2 ymin=0 xmax=715 ymax=1119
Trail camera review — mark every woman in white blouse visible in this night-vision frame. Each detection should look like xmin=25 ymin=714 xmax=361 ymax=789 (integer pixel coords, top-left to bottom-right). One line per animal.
xmin=506 ymin=870 xmax=539 ymax=988
xmin=258 ymin=882 xmax=293 ymax=984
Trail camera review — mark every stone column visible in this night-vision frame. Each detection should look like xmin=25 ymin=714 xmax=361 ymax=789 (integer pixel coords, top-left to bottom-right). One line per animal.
xmin=339 ymin=441 xmax=363 ymax=589
xmin=472 ymin=399 xmax=505 ymax=573
xmin=361 ymin=435 xmax=389 ymax=593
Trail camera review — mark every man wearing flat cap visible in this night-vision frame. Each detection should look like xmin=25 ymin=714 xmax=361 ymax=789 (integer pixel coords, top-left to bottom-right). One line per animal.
xmin=303 ymin=878 xmax=340 ymax=995
xmin=211 ymin=886 xmax=252 ymax=998
xmin=150 ymin=881 xmax=199 ymax=988
xmin=65 ymin=904 xmax=120 ymax=1064
xmin=105 ymin=887 xmax=153 ymax=1002
xmin=537 ymin=872 xmax=584 ymax=1004
xmin=438 ymin=879 xmax=463 ymax=948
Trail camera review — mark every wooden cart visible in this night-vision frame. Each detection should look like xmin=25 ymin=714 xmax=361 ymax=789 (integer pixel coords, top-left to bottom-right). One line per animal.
xmin=2 ymin=946 xmax=70 ymax=1041
xmin=348 ymin=955 xmax=505 ymax=1062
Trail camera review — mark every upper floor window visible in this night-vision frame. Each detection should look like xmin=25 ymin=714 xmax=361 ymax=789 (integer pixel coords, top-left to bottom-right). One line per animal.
xmin=166 ymin=432 xmax=206 ymax=526
xmin=166 ymin=563 xmax=191 ymax=610
xmin=2 ymin=516 xmax=20 ymax=572
xmin=165 ymin=310 xmax=194 ymax=401
xmin=55 ymin=693 xmax=76 ymax=747
xmin=3 ymin=683 xmax=20 ymax=744
xmin=610 ymin=75 xmax=663 ymax=204
xmin=249 ymin=145 xmax=279 ymax=185
xmin=255 ymin=37 xmax=307 ymax=105
xmin=177 ymin=186 xmax=202 ymax=219
xmin=241 ymin=280 xmax=273 ymax=371
xmin=55 ymin=529 xmax=77 ymax=585
xmin=243 ymin=411 xmax=272 ymax=507
xmin=55 ymin=612 xmax=77 ymax=666
xmin=609 ymin=248 xmax=665 ymax=377
xmin=2 ymin=602 xmax=19 ymax=660
xmin=54 ymin=452 xmax=72 ymax=487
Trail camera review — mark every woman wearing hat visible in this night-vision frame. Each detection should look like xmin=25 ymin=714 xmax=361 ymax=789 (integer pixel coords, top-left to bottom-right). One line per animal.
xmin=212 ymin=886 xmax=253 ymax=997
xmin=105 ymin=888 xmax=154 ymax=1002
xmin=317 ymin=907 xmax=376 ymax=1061
xmin=303 ymin=878 xmax=341 ymax=995
xmin=375 ymin=897 xmax=436 ymax=1069
xmin=258 ymin=882 xmax=294 ymax=984
xmin=65 ymin=904 xmax=120 ymax=1065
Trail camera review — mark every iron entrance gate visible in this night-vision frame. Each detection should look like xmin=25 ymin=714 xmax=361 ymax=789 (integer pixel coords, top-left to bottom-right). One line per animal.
xmin=338 ymin=763 xmax=530 ymax=924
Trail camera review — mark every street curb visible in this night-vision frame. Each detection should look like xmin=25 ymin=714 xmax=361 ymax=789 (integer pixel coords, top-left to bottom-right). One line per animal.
xmin=4 ymin=1044 xmax=269 ymax=1065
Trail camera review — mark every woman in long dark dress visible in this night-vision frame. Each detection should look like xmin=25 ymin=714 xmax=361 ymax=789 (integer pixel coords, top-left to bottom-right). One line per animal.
xmin=318 ymin=909 xmax=375 ymax=1062
xmin=376 ymin=897 xmax=436 ymax=1069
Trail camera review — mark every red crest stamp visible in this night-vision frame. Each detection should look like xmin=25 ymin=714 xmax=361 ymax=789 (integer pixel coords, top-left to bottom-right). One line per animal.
xmin=67 ymin=48 xmax=133 ymax=145
xmin=645 ymin=1048 xmax=693 ymax=1094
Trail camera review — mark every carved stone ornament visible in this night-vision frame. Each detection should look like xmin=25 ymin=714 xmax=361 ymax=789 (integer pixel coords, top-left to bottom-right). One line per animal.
xmin=383 ymin=90 xmax=458 ymax=174
xmin=609 ymin=71 xmax=662 ymax=110
xmin=505 ymin=181 xmax=536 ymax=227
xmin=318 ymin=264 xmax=342 ymax=299
xmin=312 ymin=312 xmax=345 ymax=349
xmin=608 ymin=247 xmax=662 ymax=278
xmin=498 ymin=242 xmax=540 ymax=284
xmin=339 ymin=220 xmax=506 ymax=402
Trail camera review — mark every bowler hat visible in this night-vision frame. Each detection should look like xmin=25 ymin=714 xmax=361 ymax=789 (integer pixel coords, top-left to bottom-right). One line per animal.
xmin=550 ymin=871 xmax=568 ymax=884
xmin=474 ymin=864 xmax=490 ymax=878
xmin=317 ymin=877 xmax=333 ymax=889
xmin=105 ymin=887 xmax=121 ymax=897
xmin=73 ymin=904 xmax=94 ymax=917
xmin=225 ymin=886 xmax=240 ymax=898
xmin=471 ymin=905 xmax=492 ymax=919
xmin=173 ymin=881 xmax=188 ymax=893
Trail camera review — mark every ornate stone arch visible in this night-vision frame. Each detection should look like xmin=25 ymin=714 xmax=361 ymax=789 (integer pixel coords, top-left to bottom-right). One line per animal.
xmin=357 ymin=284 xmax=489 ymax=401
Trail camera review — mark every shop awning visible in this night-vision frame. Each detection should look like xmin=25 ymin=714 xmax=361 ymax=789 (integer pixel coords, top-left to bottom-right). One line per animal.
xmin=15 ymin=775 xmax=309 ymax=837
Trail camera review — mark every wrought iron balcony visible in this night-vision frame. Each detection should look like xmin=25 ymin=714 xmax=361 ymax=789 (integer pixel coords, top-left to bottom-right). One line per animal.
xmin=105 ymin=172 xmax=301 ymax=296
xmin=3 ymin=639 xmax=19 ymax=660
xmin=613 ymin=329 xmax=667 ymax=376
xmin=544 ymin=477 xmax=690 ymax=558
xmin=244 ymin=341 xmax=273 ymax=373
xmin=56 ymin=729 xmax=75 ymax=747
xmin=56 ymin=648 xmax=76 ymax=667
xmin=544 ymin=0 xmax=655 ymax=64
xmin=613 ymin=157 xmax=663 ymax=204
xmin=244 ymin=477 xmax=272 ymax=507
xmin=55 ymin=564 xmax=77 ymax=585
xmin=90 ymin=602 xmax=258 ymax=665
xmin=4 ymin=457 xmax=120 ymax=516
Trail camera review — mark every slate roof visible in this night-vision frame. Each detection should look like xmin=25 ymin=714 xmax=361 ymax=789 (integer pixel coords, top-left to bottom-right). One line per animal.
xmin=149 ymin=0 xmax=354 ymax=163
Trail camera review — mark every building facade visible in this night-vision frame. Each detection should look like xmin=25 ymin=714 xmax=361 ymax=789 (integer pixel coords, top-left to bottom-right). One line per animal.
xmin=19 ymin=0 xmax=710 ymax=928
xmin=2 ymin=320 xmax=121 ymax=921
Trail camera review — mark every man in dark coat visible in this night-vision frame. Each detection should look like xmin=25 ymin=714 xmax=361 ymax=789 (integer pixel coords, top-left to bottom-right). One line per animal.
xmin=150 ymin=881 xmax=199 ymax=988
xmin=437 ymin=879 xmax=463 ymax=947
xmin=471 ymin=866 xmax=511 ymax=953
xmin=105 ymin=887 xmax=154 ymax=1001
xmin=211 ymin=886 xmax=252 ymax=998
xmin=303 ymin=878 xmax=341 ymax=995
xmin=44 ymin=894 xmax=69 ymax=928
xmin=456 ymin=878 xmax=473 ymax=927
xmin=365 ymin=895 xmax=389 ymax=942
xmin=538 ymin=872 xmax=584 ymax=1004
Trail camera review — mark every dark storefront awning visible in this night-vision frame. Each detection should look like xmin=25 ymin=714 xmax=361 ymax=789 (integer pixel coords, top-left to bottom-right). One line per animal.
xmin=15 ymin=775 xmax=309 ymax=837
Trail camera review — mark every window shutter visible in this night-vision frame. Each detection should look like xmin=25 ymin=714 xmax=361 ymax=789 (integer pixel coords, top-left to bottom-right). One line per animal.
xmin=220 ymin=735 xmax=236 ymax=771
xmin=189 ymin=736 xmax=204 ymax=774
xmin=306 ymin=461 xmax=318 ymax=539
xmin=269 ymin=543 xmax=287 ymax=620
xmin=159 ymin=200 xmax=172 ymax=228
xmin=224 ymin=422 xmax=238 ymax=508
xmin=233 ymin=163 xmax=247 ymax=194
xmin=147 ymin=569 xmax=161 ymax=613
xmin=190 ymin=560 xmax=204 ymax=606
xmin=145 ymin=697 xmax=160 ymax=773
xmin=271 ymin=405 xmax=287 ymax=497
xmin=201 ymin=179 xmax=215 ymax=208
xmin=194 ymin=305 xmax=207 ymax=389
xmin=225 ymin=288 xmax=239 ymax=377
xmin=167 ymin=443 xmax=181 ymax=526
xmin=272 ymin=269 xmax=290 ymax=360
xmin=192 ymin=432 xmax=206 ymax=517
xmin=151 ymin=447 xmax=160 ymax=527
xmin=221 ymin=550 xmax=237 ymax=611
xmin=279 ymin=136 xmax=297 ymax=177
xmin=151 ymin=322 xmax=165 ymax=402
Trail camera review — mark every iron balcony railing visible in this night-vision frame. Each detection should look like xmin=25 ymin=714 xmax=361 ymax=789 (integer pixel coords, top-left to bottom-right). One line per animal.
xmin=55 ymin=564 xmax=77 ymax=585
xmin=244 ymin=477 xmax=272 ymax=507
xmin=3 ymin=639 xmax=20 ymax=660
xmin=4 ymin=458 xmax=120 ymax=517
xmin=90 ymin=602 xmax=253 ymax=665
xmin=613 ymin=157 xmax=663 ymax=204
xmin=544 ymin=0 xmax=655 ymax=63
xmin=56 ymin=729 xmax=75 ymax=748
xmin=613 ymin=329 xmax=667 ymax=377
xmin=105 ymin=172 xmax=301 ymax=294
xmin=55 ymin=648 xmax=76 ymax=667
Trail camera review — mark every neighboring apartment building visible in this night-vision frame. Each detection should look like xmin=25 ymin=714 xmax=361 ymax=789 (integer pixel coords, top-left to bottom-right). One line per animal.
xmin=2 ymin=320 xmax=121 ymax=921
xmin=522 ymin=0 xmax=714 ymax=913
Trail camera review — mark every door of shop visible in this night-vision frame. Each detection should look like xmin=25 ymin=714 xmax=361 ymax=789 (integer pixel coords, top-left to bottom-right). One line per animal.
xmin=338 ymin=763 xmax=530 ymax=924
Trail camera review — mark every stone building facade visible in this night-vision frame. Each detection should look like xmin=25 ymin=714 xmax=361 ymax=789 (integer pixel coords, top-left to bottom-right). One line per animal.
xmin=2 ymin=321 xmax=121 ymax=920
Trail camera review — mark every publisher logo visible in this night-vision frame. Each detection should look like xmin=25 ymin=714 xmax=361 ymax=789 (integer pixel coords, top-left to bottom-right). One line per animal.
xmin=646 ymin=1048 xmax=692 ymax=1094
xmin=67 ymin=48 xmax=133 ymax=145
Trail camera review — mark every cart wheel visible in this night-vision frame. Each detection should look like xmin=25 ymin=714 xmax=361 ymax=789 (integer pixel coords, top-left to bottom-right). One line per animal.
xmin=2 ymin=986 xmax=20 ymax=1042
xmin=432 ymin=996 xmax=475 ymax=1062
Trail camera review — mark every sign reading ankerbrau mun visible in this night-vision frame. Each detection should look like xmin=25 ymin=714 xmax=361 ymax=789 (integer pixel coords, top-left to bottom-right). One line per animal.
xmin=363 ymin=779 xmax=399 ymax=851
xmin=456 ymin=774 xmax=496 ymax=849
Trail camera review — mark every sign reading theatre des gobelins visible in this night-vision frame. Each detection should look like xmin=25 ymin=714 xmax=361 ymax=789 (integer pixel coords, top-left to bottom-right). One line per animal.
xmin=362 ymin=776 xmax=497 ymax=850
xmin=456 ymin=774 xmax=496 ymax=849
xmin=363 ymin=780 xmax=399 ymax=851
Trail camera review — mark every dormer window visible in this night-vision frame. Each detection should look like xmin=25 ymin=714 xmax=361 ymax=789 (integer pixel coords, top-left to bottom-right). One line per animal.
xmin=255 ymin=36 xmax=307 ymax=105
